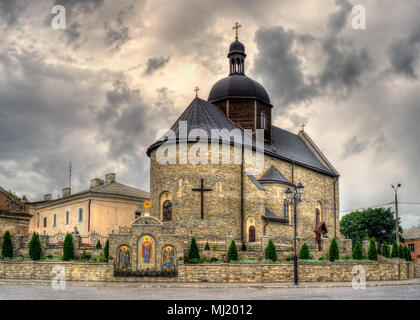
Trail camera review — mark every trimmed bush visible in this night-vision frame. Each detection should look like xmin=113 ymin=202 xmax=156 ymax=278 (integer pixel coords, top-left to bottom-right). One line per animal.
xmin=404 ymin=246 xmax=411 ymax=262
xmin=104 ymin=239 xmax=110 ymax=260
xmin=391 ymin=241 xmax=399 ymax=258
xmin=382 ymin=242 xmax=390 ymax=258
xmin=204 ymin=242 xmax=210 ymax=250
xmin=398 ymin=244 xmax=404 ymax=259
xmin=328 ymin=238 xmax=340 ymax=262
xmin=241 ymin=242 xmax=247 ymax=251
xmin=227 ymin=240 xmax=238 ymax=262
xmin=299 ymin=243 xmax=310 ymax=260
xmin=210 ymin=257 xmax=218 ymax=262
xmin=29 ymin=232 xmax=42 ymax=261
xmin=96 ymin=240 xmax=102 ymax=249
xmin=1 ymin=230 xmax=13 ymax=258
xmin=368 ymin=239 xmax=378 ymax=261
xmin=63 ymin=233 xmax=74 ymax=261
xmin=352 ymin=240 xmax=363 ymax=260
xmin=265 ymin=239 xmax=277 ymax=261
xmin=188 ymin=237 xmax=200 ymax=261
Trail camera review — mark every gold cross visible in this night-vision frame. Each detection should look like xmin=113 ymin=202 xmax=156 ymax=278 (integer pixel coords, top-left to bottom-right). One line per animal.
xmin=194 ymin=86 xmax=200 ymax=98
xmin=232 ymin=22 xmax=241 ymax=40
xmin=300 ymin=123 xmax=305 ymax=132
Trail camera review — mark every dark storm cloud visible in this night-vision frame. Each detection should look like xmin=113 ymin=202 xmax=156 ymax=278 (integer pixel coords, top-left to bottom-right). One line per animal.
xmin=388 ymin=24 xmax=420 ymax=79
xmin=143 ymin=56 xmax=171 ymax=75
xmin=104 ymin=4 xmax=133 ymax=53
xmin=341 ymin=136 xmax=368 ymax=159
xmin=0 ymin=0 xmax=27 ymax=27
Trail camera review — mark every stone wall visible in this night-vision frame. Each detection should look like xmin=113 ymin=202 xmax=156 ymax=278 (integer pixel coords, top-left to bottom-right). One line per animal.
xmin=0 ymin=261 xmax=415 ymax=283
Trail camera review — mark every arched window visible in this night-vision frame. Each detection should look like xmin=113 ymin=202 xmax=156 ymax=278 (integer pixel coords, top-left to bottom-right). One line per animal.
xmin=249 ymin=226 xmax=256 ymax=242
xmin=163 ymin=200 xmax=172 ymax=221
xmin=283 ymin=199 xmax=289 ymax=219
xmin=260 ymin=110 xmax=267 ymax=129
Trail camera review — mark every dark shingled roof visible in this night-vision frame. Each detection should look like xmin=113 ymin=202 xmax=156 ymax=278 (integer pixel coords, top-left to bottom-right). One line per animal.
xmin=208 ymin=74 xmax=271 ymax=105
xmin=247 ymin=174 xmax=265 ymax=190
xmin=147 ymin=98 xmax=337 ymax=177
xmin=258 ymin=165 xmax=293 ymax=186
xmin=263 ymin=208 xmax=288 ymax=223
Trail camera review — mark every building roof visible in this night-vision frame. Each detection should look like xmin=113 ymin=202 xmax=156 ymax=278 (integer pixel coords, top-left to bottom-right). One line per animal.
xmin=403 ymin=226 xmax=420 ymax=240
xmin=208 ymin=74 xmax=271 ymax=105
xmin=33 ymin=182 xmax=149 ymax=209
xmin=147 ymin=98 xmax=337 ymax=177
xmin=258 ymin=165 xmax=293 ymax=186
xmin=247 ymin=174 xmax=265 ymax=191
xmin=228 ymin=39 xmax=245 ymax=55
xmin=0 ymin=186 xmax=25 ymax=211
xmin=263 ymin=208 xmax=288 ymax=223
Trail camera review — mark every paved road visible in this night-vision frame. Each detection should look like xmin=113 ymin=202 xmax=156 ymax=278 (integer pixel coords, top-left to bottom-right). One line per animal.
xmin=0 ymin=282 xmax=419 ymax=300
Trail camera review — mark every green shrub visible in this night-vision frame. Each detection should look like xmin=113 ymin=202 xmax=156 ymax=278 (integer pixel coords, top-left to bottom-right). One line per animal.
xmin=47 ymin=254 xmax=53 ymax=259
xmin=227 ymin=240 xmax=238 ymax=262
xmin=391 ymin=241 xmax=399 ymax=258
xmin=29 ymin=232 xmax=42 ymax=261
xmin=63 ymin=233 xmax=74 ymax=261
xmin=299 ymin=243 xmax=310 ymax=260
xmin=398 ymin=244 xmax=404 ymax=258
xmin=204 ymin=242 xmax=210 ymax=250
xmin=210 ymin=257 xmax=218 ymax=262
xmin=188 ymin=237 xmax=200 ymax=261
xmin=104 ymin=239 xmax=110 ymax=260
xmin=1 ymin=231 xmax=13 ymax=258
xmin=96 ymin=240 xmax=102 ymax=249
xmin=265 ymin=239 xmax=277 ymax=261
xmin=286 ymin=255 xmax=294 ymax=261
xmin=382 ymin=242 xmax=390 ymax=258
xmin=328 ymin=238 xmax=340 ymax=262
xmin=404 ymin=246 xmax=411 ymax=262
xmin=81 ymin=251 xmax=92 ymax=260
xmin=341 ymin=255 xmax=351 ymax=260
xmin=352 ymin=240 xmax=363 ymax=260
xmin=189 ymin=258 xmax=199 ymax=264
xmin=368 ymin=239 xmax=378 ymax=261
xmin=241 ymin=242 xmax=247 ymax=251
xmin=318 ymin=257 xmax=326 ymax=260
xmin=95 ymin=257 xmax=107 ymax=263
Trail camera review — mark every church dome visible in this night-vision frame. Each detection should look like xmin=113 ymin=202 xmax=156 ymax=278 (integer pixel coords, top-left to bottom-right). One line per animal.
xmin=208 ymin=74 xmax=271 ymax=104
xmin=229 ymin=40 xmax=245 ymax=55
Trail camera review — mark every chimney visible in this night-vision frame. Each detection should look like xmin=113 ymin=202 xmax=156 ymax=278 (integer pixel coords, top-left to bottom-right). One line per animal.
xmin=105 ymin=173 xmax=116 ymax=184
xmin=62 ymin=187 xmax=70 ymax=197
xmin=90 ymin=178 xmax=102 ymax=189
xmin=44 ymin=194 xmax=52 ymax=201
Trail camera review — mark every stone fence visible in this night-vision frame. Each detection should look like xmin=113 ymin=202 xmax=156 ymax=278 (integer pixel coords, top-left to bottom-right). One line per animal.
xmin=0 ymin=260 xmax=416 ymax=283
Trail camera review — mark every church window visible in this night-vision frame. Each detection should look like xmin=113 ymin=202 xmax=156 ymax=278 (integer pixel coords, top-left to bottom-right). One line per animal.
xmin=43 ymin=217 xmax=47 ymax=228
xmin=53 ymin=214 xmax=57 ymax=228
xmin=260 ymin=110 xmax=267 ymax=129
xmin=36 ymin=213 xmax=40 ymax=228
xmin=65 ymin=211 xmax=69 ymax=225
xmin=248 ymin=226 xmax=256 ymax=242
xmin=163 ymin=200 xmax=172 ymax=221
xmin=283 ymin=199 xmax=289 ymax=219
xmin=78 ymin=208 xmax=83 ymax=222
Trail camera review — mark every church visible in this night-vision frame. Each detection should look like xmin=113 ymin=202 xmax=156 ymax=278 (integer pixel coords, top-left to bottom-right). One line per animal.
xmin=143 ymin=25 xmax=342 ymax=253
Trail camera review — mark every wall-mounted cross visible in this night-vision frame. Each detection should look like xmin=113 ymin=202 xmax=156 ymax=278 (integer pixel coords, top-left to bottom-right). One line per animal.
xmin=192 ymin=178 xmax=212 ymax=219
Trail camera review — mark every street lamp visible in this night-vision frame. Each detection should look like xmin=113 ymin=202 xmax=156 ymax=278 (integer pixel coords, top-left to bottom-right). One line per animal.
xmin=284 ymin=182 xmax=304 ymax=285
xmin=391 ymin=183 xmax=401 ymax=245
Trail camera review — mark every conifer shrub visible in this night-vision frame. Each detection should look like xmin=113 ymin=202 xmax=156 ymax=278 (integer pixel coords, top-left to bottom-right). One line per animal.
xmin=398 ymin=244 xmax=404 ymax=259
xmin=368 ymin=239 xmax=378 ymax=260
xmin=104 ymin=239 xmax=110 ymax=260
xmin=352 ymin=240 xmax=363 ymax=260
xmin=404 ymin=246 xmax=411 ymax=262
xmin=391 ymin=241 xmax=399 ymax=258
xmin=227 ymin=240 xmax=238 ymax=262
xmin=63 ymin=233 xmax=74 ymax=261
xmin=96 ymin=240 xmax=102 ymax=249
xmin=382 ymin=242 xmax=390 ymax=258
xmin=1 ymin=230 xmax=13 ymax=258
xmin=265 ymin=239 xmax=277 ymax=261
xmin=204 ymin=242 xmax=210 ymax=250
xmin=328 ymin=238 xmax=340 ymax=262
xmin=29 ymin=232 xmax=42 ymax=261
xmin=188 ymin=237 xmax=200 ymax=261
xmin=299 ymin=242 xmax=310 ymax=260
xmin=241 ymin=242 xmax=247 ymax=251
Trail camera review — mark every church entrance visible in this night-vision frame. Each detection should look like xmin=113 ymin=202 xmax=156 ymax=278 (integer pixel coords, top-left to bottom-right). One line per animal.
xmin=248 ymin=226 xmax=256 ymax=242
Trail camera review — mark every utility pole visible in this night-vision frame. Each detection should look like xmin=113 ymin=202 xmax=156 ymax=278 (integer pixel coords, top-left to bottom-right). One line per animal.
xmin=391 ymin=183 xmax=401 ymax=245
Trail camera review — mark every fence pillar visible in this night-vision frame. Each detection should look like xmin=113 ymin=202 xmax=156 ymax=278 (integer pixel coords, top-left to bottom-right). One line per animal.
xmin=73 ymin=234 xmax=81 ymax=251
xmin=362 ymin=240 xmax=370 ymax=257
xmin=13 ymin=234 xmax=23 ymax=252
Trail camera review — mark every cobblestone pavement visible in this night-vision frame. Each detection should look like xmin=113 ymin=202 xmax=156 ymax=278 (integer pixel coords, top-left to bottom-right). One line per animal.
xmin=0 ymin=280 xmax=419 ymax=300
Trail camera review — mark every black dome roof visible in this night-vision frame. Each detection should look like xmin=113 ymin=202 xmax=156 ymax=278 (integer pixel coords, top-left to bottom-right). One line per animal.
xmin=208 ymin=74 xmax=271 ymax=105
xmin=228 ymin=40 xmax=245 ymax=56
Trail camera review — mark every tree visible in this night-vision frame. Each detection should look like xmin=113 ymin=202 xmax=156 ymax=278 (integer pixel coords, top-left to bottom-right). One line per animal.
xmin=299 ymin=243 xmax=310 ymax=260
xmin=96 ymin=240 xmax=102 ymax=249
xmin=404 ymin=246 xmax=411 ymax=262
xmin=398 ymin=244 xmax=404 ymax=259
xmin=241 ymin=242 xmax=247 ymax=251
xmin=63 ymin=233 xmax=74 ymax=261
xmin=382 ymin=242 xmax=390 ymax=258
xmin=265 ymin=239 xmax=277 ymax=261
xmin=204 ymin=242 xmax=210 ymax=250
xmin=368 ymin=239 xmax=378 ymax=261
xmin=104 ymin=239 xmax=110 ymax=260
xmin=227 ymin=240 xmax=238 ymax=262
xmin=29 ymin=232 xmax=42 ymax=260
xmin=391 ymin=241 xmax=399 ymax=258
xmin=328 ymin=238 xmax=340 ymax=262
xmin=7 ymin=190 xmax=28 ymax=202
xmin=1 ymin=230 xmax=13 ymax=258
xmin=352 ymin=240 xmax=363 ymax=260
xmin=188 ymin=237 xmax=200 ymax=261
xmin=340 ymin=208 xmax=403 ymax=244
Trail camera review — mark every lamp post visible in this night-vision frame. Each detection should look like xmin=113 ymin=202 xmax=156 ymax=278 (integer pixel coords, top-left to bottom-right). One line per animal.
xmin=391 ymin=183 xmax=401 ymax=245
xmin=285 ymin=182 xmax=304 ymax=285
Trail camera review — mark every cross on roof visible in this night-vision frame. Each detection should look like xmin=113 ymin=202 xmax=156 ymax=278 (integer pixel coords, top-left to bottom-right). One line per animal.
xmin=232 ymin=22 xmax=241 ymax=40
xmin=194 ymin=86 xmax=200 ymax=98
xmin=300 ymin=123 xmax=305 ymax=132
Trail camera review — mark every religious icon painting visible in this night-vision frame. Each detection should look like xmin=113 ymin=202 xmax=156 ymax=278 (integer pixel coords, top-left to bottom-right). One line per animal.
xmin=117 ymin=245 xmax=131 ymax=270
xmin=138 ymin=235 xmax=156 ymax=269
xmin=162 ymin=246 xmax=176 ymax=272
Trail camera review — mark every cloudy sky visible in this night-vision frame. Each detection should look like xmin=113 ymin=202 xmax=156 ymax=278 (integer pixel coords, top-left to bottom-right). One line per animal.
xmin=0 ymin=0 xmax=419 ymax=228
